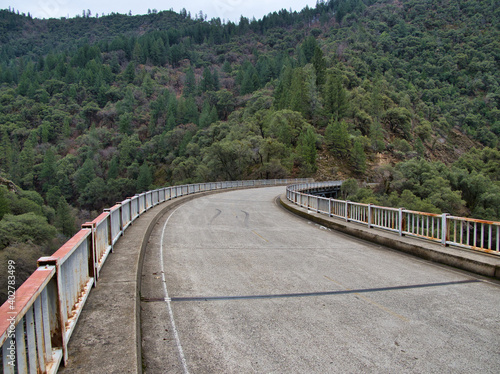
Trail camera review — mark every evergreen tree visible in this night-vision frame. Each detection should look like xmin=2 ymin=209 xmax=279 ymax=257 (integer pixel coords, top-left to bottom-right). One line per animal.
xmin=39 ymin=148 xmax=57 ymax=191
xmin=324 ymin=72 xmax=348 ymax=121
xmin=290 ymin=68 xmax=310 ymax=118
xmin=184 ymin=96 xmax=199 ymax=125
xmin=55 ymin=197 xmax=76 ymax=237
xmin=275 ymin=65 xmax=293 ymax=110
xmin=184 ymin=66 xmax=196 ymax=96
xmin=200 ymin=67 xmax=213 ymax=92
xmin=108 ymin=156 xmax=119 ymax=180
xmin=212 ymin=69 xmax=220 ymax=91
xmin=142 ymin=74 xmax=154 ymax=97
xmin=301 ymin=35 xmax=318 ymax=64
xmin=369 ymin=122 xmax=385 ymax=152
xmin=123 ymin=62 xmax=135 ymax=83
xmin=222 ymin=60 xmax=232 ymax=73
xmin=46 ymin=186 xmax=62 ymax=209
xmin=352 ymin=138 xmax=367 ymax=174
xmin=119 ymin=113 xmax=133 ymax=135
xmin=74 ymin=158 xmax=96 ymax=192
xmin=137 ymin=162 xmax=152 ymax=192
xmin=199 ymin=100 xmax=217 ymax=128
xmin=325 ymin=119 xmax=351 ymax=157
xmin=312 ymin=46 xmax=326 ymax=87
xmin=297 ymin=127 xmax=317 ymax=171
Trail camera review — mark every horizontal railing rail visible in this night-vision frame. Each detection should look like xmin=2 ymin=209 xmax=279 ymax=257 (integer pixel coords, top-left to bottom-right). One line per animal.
xmin=286 ymin=182 xmax=500 ymax=256
xmin=1 ymin=178 xmax=312 ymax=373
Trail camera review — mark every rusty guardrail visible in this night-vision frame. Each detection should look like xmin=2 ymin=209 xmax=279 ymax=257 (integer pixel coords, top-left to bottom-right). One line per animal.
xmin=287 ymin=182 xmax=500 ymax=256
xmin=1 ymin=178 xmax=312 ymax=373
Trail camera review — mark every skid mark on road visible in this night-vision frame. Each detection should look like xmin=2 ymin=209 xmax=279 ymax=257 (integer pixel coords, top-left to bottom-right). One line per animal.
xmin=210 ymin=208 xmax=222 ymax=224
xmin=241 ymin=210 xmax=250 ymax=227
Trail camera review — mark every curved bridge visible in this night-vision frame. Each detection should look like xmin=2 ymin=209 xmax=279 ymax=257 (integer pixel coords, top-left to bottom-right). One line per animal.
xmin=2 ymin=180 xmax=500 ymax=373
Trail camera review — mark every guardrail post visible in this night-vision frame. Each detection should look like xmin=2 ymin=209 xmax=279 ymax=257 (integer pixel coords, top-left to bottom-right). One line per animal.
xmin=398 ymin=208 xmax=406 ymax=236
xmin=441 ymin=213 xmax=449 ymax=246
xmin=368 ymin=204 xmax=372 ymax=228
xmin=328 ymin=198 xmax=332 ymax=217
xmin=81 ymin=222 xmax=98 ymax=283
xmin=345 ymin=200 xmax=349 ymax=222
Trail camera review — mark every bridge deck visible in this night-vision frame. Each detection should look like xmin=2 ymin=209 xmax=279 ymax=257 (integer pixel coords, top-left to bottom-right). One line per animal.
xmin=59 ymin=187 xmax=500 ymax=373
xmin=141 ymin=187 xmax=500 ymax=373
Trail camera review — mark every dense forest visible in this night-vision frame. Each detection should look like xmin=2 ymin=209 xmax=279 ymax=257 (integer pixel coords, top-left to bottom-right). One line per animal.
xmin=0 ymin=0 xmax=499 ymax=301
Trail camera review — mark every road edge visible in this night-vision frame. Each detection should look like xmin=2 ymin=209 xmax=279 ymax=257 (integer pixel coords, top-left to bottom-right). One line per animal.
xmin=279 ymin=194 xmax=500 ymax=280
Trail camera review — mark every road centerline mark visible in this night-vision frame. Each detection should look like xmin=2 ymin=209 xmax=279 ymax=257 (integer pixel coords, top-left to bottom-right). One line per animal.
xmin=252 ymin=230 xmax=269 ymax=242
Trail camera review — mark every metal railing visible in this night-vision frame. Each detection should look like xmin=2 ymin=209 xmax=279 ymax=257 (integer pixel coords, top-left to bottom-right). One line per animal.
xmin=286 ymin=182 xmax=500 ymax=256
xmin=1 ymin=178 xmax=311 ymax=373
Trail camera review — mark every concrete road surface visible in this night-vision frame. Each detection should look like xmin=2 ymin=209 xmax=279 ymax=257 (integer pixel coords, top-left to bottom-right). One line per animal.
xmin=141 ymin=186 xmax=500 ymax=373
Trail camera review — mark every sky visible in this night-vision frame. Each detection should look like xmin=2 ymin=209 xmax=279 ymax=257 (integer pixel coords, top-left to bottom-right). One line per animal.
xmin=8 ymin=0 xmax=320 ymax=23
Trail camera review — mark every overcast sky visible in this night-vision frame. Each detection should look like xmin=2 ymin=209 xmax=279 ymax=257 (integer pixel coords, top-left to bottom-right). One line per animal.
xmin=9 ymin=0 xmax=320 ymax=23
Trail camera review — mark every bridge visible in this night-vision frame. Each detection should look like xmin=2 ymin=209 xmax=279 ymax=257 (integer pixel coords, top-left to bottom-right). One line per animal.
xmin=1 ymin=180 xmax=500 ymax=373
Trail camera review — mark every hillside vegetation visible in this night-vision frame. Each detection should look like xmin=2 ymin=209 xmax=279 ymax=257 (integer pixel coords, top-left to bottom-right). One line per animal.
xmin=0 ymin=0 xmax=499 ymax=299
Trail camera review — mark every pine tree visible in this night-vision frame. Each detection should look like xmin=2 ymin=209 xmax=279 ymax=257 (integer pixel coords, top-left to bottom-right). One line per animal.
xmin=200 ymin=67 xmax=213 ymax=92
xmin=325 ymin=119 xmax=351 ymax=157
xmin=123 ymin=62 xmax=135 ymax=83
xmin=301 ymin=35 xmax=318 ymax=64
xmin=311 ymin=46 xmax=326 ymax=87
xmin=18 ymin=141 xmax=34 ymax=189
xmin=119 ymin=113 xmax=132 ymax=135
xmin=40 ymin=148 xmax=57 ymax=191
xmin=212 ymin=69 xmax=220 ymax=91
xmin=184 ymin=66 xmax=196 ymax=96
xmin=290 ymin=68 xmax=310 ymax=118
xmin=297 ymin=127 xmax=317 ymax=171
xmin=324 ymin=72 xmax=348 ymax=121
xmin=137 ymin=163 xmax=152 ymax=192
xmin=184 ymin=96 xmax=199 ymax=125
xmin=108 ymin=156 xmax=119 ymax=180
xmin=351 ymin=138 xmax=367 ymax=174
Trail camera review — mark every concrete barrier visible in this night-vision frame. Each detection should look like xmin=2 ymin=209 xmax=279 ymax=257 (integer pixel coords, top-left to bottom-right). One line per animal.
xmin=280 ymin=194 xmax=500 ymax=280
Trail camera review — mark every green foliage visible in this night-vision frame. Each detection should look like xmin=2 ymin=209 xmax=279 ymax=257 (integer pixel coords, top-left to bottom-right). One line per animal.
xmin=0 ymin=0 xmax=497 ymax=224
xmin=0 ymin=186 xmax=10 ymax=219
xmin=351 ymin=137 xmax=367 ymax=174
xmin=382 ymin=107 xmax=412 ymax=140
xmin=324 ymin=72 xmax=348 ymax=121
xmin=0 ymin=213 xmax=56 ymax=250
xmin=55 ymin=197 xmax=76 ymax=237
xmin=341 ymin=179 xmax=359 ymax=199
xmin=137 ymin=162 xmax=153 ymax=192
xmin=325 ymin=119 xmax=350 ymax=157
xmin=296 ymin=126 xmax=318 ymax=173
xmin=268 ymin=110 xmax=309 ymax=148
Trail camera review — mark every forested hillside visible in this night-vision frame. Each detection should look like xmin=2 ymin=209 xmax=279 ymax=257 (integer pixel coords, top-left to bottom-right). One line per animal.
xmin=0 ymin=0 xmax=499 ymax=299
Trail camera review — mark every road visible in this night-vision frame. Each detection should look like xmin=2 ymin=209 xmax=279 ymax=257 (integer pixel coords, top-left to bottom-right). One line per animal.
xmin=140 ymin=186 xmax=500 ymax=373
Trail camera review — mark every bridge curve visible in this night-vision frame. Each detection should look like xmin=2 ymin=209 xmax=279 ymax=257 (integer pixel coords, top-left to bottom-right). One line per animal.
xmin=0 ymin=180 xmax=499 ymax=372
xmin=139 ymin=187 xmax=500 ymax=373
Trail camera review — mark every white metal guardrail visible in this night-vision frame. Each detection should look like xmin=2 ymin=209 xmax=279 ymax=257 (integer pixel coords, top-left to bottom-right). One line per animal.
xmin=1 ymin=178 xmax=311 ymax=373
xmin=287 ymin=182 xmax=500 ymax=256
